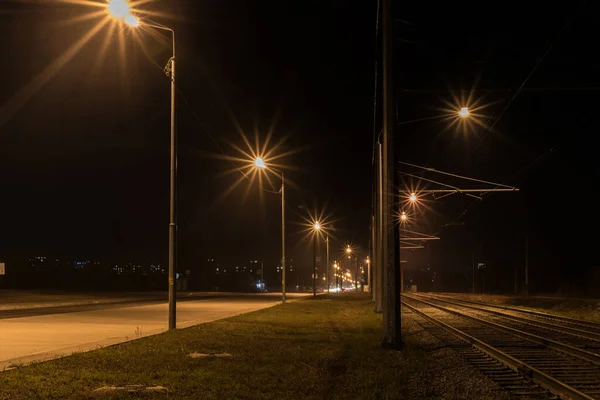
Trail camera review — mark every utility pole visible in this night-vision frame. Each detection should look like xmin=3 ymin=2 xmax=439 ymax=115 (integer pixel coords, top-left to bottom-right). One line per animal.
xmin=525 ymin=235 xmax=529 ymax=296
xmin=381 ymin=0 xmax=401 ymax=348
xmin=375 ymin=142 xmax=383 ymax=312
xmin=261 ymin=261 xmax=264 ymax=283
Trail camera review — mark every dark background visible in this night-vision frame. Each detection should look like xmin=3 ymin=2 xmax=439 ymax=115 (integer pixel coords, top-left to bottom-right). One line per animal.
xmin=0 ymin=0 xmax=598 ymax=294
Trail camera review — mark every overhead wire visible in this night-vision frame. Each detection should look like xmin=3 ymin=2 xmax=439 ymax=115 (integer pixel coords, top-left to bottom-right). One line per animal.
xmin=371 ymin=0 xmax=381 ymax=164
xmin=447 ymin=5 xmax=584 ymax=225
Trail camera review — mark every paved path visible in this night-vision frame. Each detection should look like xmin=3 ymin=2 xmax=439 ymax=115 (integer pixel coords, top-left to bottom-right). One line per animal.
xmin=0 ymin=293 xmax=309 ymax=370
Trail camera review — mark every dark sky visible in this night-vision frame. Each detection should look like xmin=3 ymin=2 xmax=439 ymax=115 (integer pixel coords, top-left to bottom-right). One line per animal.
xmin=0 ymin=1 xmax=598 ymax=292
xmin=0 ymin=0 xmax=375 ymax=272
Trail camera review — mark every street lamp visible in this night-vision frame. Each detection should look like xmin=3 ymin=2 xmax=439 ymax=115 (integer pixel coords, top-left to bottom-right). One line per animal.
xmin=107 ymin=0 xmax=178 ymax=330
xmin=459 ymin=107 xmax=470 ymax=118
xmin=400 ymin=211 xmax=408 ymax=222
xmin=365 ymin=256 xmax=370 ymax=292
xmin=345 ymin=245 xmax=360 ymax=293
xmin=253 ymin=157 xmax=287 ymax=304
xmin=312 ymin=221 xmax=322 ymax=297
xmin=409 ymin=193 xmax=417 ymax=203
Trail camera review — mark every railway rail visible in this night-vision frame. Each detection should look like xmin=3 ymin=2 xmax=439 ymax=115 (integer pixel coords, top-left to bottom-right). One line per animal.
xmin=403 ymin=293 xmax=600 ymax=399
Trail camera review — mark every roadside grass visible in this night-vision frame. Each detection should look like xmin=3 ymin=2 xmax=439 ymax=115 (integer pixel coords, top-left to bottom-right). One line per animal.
xmin=0 ymin=294 xmax=507 ymax=400
xmin=441 ymin=293 xmax=600 ymax=323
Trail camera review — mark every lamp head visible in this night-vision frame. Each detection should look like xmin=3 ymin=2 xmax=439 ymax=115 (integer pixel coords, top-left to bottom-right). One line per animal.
xmin=254 ymin=157 xmax=267 ymax=169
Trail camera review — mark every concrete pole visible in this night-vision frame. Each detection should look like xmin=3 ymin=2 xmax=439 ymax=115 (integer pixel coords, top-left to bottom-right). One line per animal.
xmin=381 ymin=0 xmax=401 ymax=348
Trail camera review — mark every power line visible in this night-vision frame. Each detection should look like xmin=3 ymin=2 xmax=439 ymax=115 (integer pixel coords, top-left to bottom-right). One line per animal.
xmin=371 ymin=0 xmax=381 ymax=164
xmin=476 ymin=8 xmax=581 ymax=147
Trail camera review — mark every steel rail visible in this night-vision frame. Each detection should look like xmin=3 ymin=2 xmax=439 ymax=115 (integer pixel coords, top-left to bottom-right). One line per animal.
xmin=403 ymin=293 xmax=600 ymax=366
xmin=402 ymin=300 xmax=594 ymax=400
xmin=429 ymin=294 xmax=600 ymax=331
xmin=413 ymin=293 xmax=600 ymax=342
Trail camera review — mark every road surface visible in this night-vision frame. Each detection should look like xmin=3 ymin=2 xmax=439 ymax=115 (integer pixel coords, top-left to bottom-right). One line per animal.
xmin=0 ymin=292 xmax=309 ymax=370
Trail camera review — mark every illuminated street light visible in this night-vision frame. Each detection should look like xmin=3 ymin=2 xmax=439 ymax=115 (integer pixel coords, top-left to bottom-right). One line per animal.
xmin=400 ymin=211 xmax=408 ymax=222
xmin=124 ymin=14 xmax=139 ymax=27
xmin=409 ymin=193 xmax=417 ymax=202
xmin=311 ymin=221 xmax=323 ymax=297
xmin=252 ymin=158 xmax=286 ymax=304
xmin=254 ymin=157 xmax=266 ymax=169
xmin=106 ymin=0 xmax=178 ymax=331
xmin=459 ymin=107 xmax=470 ymax=118
xmin=345 ymin=245 xmax=361 ymax=292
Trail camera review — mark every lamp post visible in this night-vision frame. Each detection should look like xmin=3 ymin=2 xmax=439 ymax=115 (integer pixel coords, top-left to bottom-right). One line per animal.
xmin=312 ymin=222 xmax=321 ymax=297
xmin=346 ymin=245 xmax=360 ymax=293
xmin=326 ymin=234 xmax=330 ymax=293
xmin=253 ymin=157 xmax=286 ymax=304
xmin=107 ymin=1 xmax=178 ymax=330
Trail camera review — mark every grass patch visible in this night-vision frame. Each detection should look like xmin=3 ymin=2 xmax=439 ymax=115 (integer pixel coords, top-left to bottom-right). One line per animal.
xmin=0 ymin=294 xmax=507 ymax=400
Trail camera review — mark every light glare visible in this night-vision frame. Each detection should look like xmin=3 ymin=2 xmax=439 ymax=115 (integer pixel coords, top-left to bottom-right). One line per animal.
xmin=314 ymin=222 xmax=321 ymax=231
xmin=459 ymin=107 xmax=470 ymax=118
xmin=409 ymin=193 xmax=417 ymax=202
xmin=254 ymin=157 xmax=267 ymax=169
xmin=108 ymin=0 xmax=130 ymax=19
xmin=125 ymin=14 xmax=139 ymax=27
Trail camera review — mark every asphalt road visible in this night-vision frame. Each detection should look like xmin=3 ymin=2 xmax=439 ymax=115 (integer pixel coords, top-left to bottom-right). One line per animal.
xmin=0 ymin=292 xmax=309 ymax=370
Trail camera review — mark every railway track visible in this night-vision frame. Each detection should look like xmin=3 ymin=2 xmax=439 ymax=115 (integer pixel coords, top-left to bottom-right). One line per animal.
xmin=403 ymin=294 xmax=600 ymax=399
xmin=412 ymin=293 xmax=600 ymax=355
xmin=419 ymin=293 xmax=600 ymax=343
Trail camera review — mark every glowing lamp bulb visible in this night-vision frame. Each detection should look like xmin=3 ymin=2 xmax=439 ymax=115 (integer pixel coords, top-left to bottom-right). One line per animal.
xmin=314 ymin=222 xmax=321 ymax=231
xmin=125 ymin=14 xmax=139 ymax=27
xmin=459 ymin=107 xmax=469 ymax=118
xmin=409 ymin=193 xmax=417 ymax=202
xmin=254 ymin=157 xmax=266 ymax=169
xmin=400 ymin=212 xmax=408 ymax=221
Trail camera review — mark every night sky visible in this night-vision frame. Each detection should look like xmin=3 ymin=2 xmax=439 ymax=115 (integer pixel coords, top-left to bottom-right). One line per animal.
xmin=0 ymin=1 xmax=598 ymax=293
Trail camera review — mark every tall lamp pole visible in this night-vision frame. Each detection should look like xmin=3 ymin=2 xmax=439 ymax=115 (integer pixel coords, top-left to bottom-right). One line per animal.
xmin=253 ymin=158 xmax=286 ymax=304
xmin=312 ymin=222 xmax=321 ymax=297
xmin=281 ymin=171 xmax=286 ymax=304
xmin=326 ymin=235 xmax=330 ymax=293
xmin=166 ymin=27 xmax=177 ymax=331
xmin=346 ymin=246 xmax=360 ymax=293
xmin=313 ymin=234 xmax=317 ymax=297
xmin=106 ymin=3 xmax=178 ymax=330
